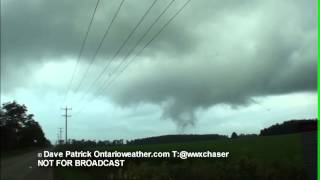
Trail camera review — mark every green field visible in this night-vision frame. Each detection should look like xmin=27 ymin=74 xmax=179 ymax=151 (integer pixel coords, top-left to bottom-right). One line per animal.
xmin=54 ymin=133 xmax=306 ymax=180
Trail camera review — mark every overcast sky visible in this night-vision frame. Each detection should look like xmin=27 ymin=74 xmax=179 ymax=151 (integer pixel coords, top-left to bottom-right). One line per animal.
xmin=0 ymin=0 xmax=317 ymax=143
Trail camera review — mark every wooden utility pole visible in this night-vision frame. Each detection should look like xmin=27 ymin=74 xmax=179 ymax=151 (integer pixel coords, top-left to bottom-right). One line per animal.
xmin=61 ymin=107 xmax=71 ymax=144
xmin=58 ymin=127 xmax=63 ymax=144
xmin=56 ymin=133 xmax=59 ymax=145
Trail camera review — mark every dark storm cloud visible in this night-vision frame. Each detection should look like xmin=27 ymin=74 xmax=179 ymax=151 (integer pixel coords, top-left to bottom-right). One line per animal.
xmin=1 ymin=0 xmax=195 ymax=62
xmin=1 ymin=0 xmax=196 ymax=91
xmin=107 ymin=0 xmax=317 ymax=128
xmin=1 ymin=0 xmax=317 ymax=128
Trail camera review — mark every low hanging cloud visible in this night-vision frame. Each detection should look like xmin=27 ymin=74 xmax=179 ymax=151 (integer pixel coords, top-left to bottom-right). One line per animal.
xmin=1 ymin=0 xmax=316 ymax=129
xmin=108 ymin=0 xmax=316 ymax=128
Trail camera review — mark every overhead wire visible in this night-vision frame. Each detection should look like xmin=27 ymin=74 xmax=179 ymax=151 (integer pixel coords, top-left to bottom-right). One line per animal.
xmin=74 ymin=0 xmax=192 ymax=116
xmin=107 ymin=0 xmax=176 ymax=85
xmin=69 ymin=0 xmax=125 ymax=105
xmin=76 ymin=0 xmax=174 ymax=106
xmin=72 ymin=0 xmax=158 ymax=106
xmin=102 ymin=0 xmax=192 ymax=93
xmin=62 ymin=0 xmax=101 ymax=106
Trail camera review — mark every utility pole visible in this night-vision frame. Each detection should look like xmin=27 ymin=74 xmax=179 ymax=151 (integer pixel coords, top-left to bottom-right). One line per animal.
xmin=56 ymin=133 xmax=59 ymax=145
xmin=61 ymin=107 xmax=71 ymax=144
xmin=58 ymin=127 xmax=63 ymax=144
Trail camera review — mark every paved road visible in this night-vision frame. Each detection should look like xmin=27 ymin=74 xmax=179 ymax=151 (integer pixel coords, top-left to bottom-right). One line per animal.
xmin=1 ymin=150 xmax=53 ymax=180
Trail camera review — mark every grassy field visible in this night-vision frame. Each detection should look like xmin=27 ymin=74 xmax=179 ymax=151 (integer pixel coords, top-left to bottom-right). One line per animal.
xmin=99 ymin=133 xmax=303 ymax=165
xmin=54 ymin=133 xmax=306 ymax=180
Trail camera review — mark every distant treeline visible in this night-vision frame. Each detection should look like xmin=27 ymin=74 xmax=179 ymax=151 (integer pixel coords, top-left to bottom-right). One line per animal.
xmin=0 ymin=101 xmax=51 ymax=151
xmin=67 ymin=139 xmax=125 ymax=147
xmin=65 ymin=119 xmax=317 ymax=147
xmin=260 ymin=119 xmax=317 ymax=136
xmin=126 ymin=119 xmax=316 ymax=145
xmin=127 ymin=134 xmax=228 ymax=145
xmin=65 ymin=135 xmax=228 ymax=147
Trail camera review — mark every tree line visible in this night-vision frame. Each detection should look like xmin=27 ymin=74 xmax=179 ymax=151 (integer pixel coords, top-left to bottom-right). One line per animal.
xmin=0 ymin=101 xmax=51 ymax=151
xmin=66 ymin=119 xmax=316 ymax=146
xmin=259 ymin=119 xmax=316 ymax=136
xmin=127 ymin=134 xmax=228 ymax=145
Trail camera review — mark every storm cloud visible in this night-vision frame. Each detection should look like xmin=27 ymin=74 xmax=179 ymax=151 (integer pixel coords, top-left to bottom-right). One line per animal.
xmin=1 ymin=0 xmax=317 ymax=129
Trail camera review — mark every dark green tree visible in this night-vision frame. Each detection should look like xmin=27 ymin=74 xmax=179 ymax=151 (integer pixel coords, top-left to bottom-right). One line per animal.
xmin=231 ymin=132 xmax=238 ymax=139
xmin=0 ymin=101 xmax=50 ymax=151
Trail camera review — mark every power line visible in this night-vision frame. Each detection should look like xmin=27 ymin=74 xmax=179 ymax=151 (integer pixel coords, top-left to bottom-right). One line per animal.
xmin=76 ymin=0 xmax=175 ymax=106
xmin=109 ymin=0 xmax=176 ymax=82
xmin=63 ymin=0 xmax=101 ymax=106
xmin=73 ymin=0 xmax=158 ymax=106
xmin=102 ymin=0 xmax=192 ymax=93
xmin=74 ymin=0 xmax=191 ymax=116
xmin=93 ymin=0 xmax=158 ymax=81
xmin=58 ymin=127 xmax=63 ymax=144
xmin=70 ymin=0 xmax=125 ymax=103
